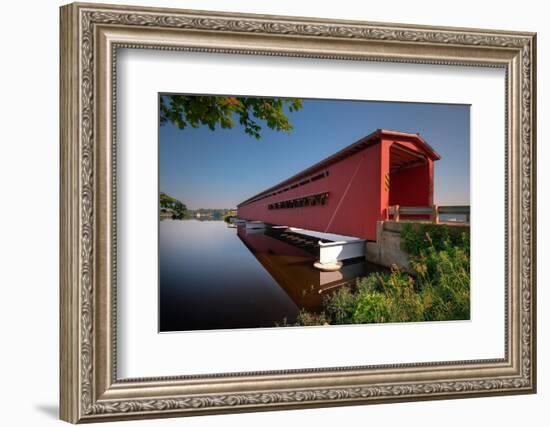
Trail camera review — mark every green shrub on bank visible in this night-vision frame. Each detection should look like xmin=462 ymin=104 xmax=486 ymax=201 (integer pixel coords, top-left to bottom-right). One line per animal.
xmin=295 ymin=310 xmax=329 ymax=326
xmin=410 ymin=230 xmax=470 ymax=321
xmin=292 ymin=224 xmax=470 ymax=327
xmin=401 ymin=223 xmax=467 ymax=256
xmin=323 ymin=285 xmax=356 ymax=324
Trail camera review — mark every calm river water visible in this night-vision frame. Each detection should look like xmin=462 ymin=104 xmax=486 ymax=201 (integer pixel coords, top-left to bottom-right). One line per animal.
xmin=159 ymin=219 xmax=380 ymax=332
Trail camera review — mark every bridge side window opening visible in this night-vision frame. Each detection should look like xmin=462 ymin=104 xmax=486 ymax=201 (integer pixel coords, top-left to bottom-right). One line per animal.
xmin=268 ymin=192 xmax=329 ymax=210
xmin=242 ymin=170 xmax=330 ymax=206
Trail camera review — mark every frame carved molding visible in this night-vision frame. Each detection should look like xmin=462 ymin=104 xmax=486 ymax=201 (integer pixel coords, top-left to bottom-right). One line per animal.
xmin=60 ymin=2 xmax=536 ymax=423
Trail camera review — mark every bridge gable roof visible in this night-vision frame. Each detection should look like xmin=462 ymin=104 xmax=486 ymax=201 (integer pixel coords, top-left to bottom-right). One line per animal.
xmin=238 ymin=129 xmax=440 ymax=207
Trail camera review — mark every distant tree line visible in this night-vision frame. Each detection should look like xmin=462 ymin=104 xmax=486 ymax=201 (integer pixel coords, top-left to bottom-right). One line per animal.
xmin=192 ymin=208 xmax=235 ymax=221
xmin=160 ymin=192 xmax=189 ymax=219
xmin=160 ymin=192 xmax=235 ymax=221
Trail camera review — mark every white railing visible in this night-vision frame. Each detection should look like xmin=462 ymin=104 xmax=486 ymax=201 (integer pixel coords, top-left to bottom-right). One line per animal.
xmin=388 ymin=205 xmax=470 ymax=224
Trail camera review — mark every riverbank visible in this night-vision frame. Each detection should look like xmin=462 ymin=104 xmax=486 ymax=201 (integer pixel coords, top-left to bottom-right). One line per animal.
xmin=287 ymin=223 xmax=470 ymax=326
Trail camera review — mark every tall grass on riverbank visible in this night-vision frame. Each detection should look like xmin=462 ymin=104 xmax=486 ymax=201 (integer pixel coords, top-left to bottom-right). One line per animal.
xmin=293 ymin=224 xmax=470 ymax=326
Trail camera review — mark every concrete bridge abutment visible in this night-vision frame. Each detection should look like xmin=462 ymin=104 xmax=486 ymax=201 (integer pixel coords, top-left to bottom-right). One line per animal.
xmin=366 ymin=221 xmax=470 ymax=272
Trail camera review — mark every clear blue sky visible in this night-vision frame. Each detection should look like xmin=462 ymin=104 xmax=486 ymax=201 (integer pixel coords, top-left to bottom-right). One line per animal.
xmin=159 ymin=97 xmax=470 ymax=209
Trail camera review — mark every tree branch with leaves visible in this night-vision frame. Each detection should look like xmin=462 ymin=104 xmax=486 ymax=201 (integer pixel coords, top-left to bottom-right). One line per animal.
xmin=160 ymin=95 xmax=303 ymax=140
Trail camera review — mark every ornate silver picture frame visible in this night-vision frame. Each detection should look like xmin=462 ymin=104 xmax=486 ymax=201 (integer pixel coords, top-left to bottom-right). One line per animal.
xmin=60 ymin=2 xmax=536 ymax=423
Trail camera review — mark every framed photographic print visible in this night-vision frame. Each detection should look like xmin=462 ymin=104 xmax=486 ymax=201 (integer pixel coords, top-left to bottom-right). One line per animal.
xmin=59 ymin=2 xmax=537 ymax=423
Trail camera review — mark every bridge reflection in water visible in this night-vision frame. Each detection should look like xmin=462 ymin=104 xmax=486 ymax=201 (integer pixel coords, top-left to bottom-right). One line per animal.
xmin=159 ymin=220 xmax=386 ymax=332
xmin=237 ymin=225 xmax=384 ymax=313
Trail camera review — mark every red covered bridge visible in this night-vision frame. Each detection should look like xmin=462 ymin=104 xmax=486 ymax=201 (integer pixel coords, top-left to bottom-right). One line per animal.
xmin=237 ymin=129 xmax=441 ymax=241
